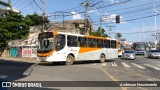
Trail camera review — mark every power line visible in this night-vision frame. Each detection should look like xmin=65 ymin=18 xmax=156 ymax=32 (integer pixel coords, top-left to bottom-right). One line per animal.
xmin=14 ymin=0 xmax=28 ymax=8
xmin=28 ymin=0 xmax=37 ymax=13
xmin=124 ymin=13 xmax=160 ymax=22
xmin=117 ymin=4 xmax=160 ymax=16
xmin=12 ymin=0 xmax=21 ymax=6
xmin=32 ymin=0 xmax=43 ymax=11
xmin=115 ymin=30 xmax=160 ymax=34
xmin=106 ymin=0 xmax=160 ymax=13
xmin=19 ymin=1 xmax=31 ymax=11
xmin=88 ymin=15 xmax=99 ymax=27
xmin=95 ymin=0 xmax=133 ymax=10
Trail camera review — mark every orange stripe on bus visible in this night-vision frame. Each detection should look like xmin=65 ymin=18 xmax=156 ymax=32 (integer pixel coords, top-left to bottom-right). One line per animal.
xmin=37 ymin=50 xmax=55 ymax=57
xmin=78 ymin=47 xmax=101 ymax=54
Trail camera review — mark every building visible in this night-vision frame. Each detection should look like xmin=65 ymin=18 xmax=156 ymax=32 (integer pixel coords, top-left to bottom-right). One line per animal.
xmin=48 ymin=19 xmax=93 ymax=35
xmin=0 ymin=0 xmax=19 ymax=17
xmin=9 ymin=19 xmax=93 ymax=46
xmin=0 ymin=0 xmax=10 ymax=17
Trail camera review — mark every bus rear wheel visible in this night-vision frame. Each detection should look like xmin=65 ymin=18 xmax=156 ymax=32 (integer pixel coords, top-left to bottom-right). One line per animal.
xmin=100 ymin=54 xmax=106 ymax=63
xmin=66 ymin=55 xmax=75 ymax=65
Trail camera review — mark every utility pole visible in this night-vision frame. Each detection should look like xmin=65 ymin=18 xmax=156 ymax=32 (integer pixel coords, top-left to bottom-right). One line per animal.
xmin=54 ymin=12 xmax=56 ymax=30
xmin=142 ymin=23 xmax=145 ymax=42
xmin=42 ymin=0 xmax=46 ymax=32
xmin=154 ymin=2 xmax=158 ymax=49
xmin=63 ymin=12 xmax=64 ymax=31
xmin=109 ymin=26 xmax=112 ymax=38
xmin=100 ymin=17 xmax=102 ymax=36
xmin=84 ymin=0 xmax=88 ymax=35
xmin=106 ymin=26 xmax=115 ymax=38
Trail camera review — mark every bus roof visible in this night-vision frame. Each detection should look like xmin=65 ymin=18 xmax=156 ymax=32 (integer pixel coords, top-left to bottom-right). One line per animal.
xmin=42 ymin=31 xmax=117 ymax=40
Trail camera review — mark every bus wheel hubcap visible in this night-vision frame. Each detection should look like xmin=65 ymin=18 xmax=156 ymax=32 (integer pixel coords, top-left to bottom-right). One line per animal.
xmin=66 ymin=55 xmax=74 ymax=65
xmin=100 ymin=54 xmax=105 ymax=62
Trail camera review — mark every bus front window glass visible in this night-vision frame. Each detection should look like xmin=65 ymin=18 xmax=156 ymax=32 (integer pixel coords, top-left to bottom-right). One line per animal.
xmin=38 ymin=32 xmax=54 ymax=50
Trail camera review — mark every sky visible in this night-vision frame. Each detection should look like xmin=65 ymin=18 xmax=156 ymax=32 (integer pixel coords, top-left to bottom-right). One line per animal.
xmin=3 ymin=0 xmax=160 ymax=42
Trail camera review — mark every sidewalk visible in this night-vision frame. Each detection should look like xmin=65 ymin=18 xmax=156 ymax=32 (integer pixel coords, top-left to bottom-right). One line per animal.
xmin=0 ymin=56 xmax=37 ymax=63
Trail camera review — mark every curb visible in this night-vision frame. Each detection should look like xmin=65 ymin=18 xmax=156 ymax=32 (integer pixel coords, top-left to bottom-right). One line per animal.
xmin=0 ymin=57 xmax=37 ymax=63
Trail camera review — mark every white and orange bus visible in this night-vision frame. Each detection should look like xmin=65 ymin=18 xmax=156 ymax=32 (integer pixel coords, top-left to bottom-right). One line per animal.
xmin=37 ymin=31 xmax=118 ymax=65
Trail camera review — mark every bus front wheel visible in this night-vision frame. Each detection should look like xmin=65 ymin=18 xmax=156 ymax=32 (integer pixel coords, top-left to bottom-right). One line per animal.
xmin=66 ymin=55 xmax=75 ymax=65
xmin=100 ymin=54 xmax=106 ymax=63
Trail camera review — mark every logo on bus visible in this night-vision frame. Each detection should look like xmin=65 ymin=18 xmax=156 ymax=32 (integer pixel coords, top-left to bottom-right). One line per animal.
xmin=70 ymin=48 xmax=78 ymax=52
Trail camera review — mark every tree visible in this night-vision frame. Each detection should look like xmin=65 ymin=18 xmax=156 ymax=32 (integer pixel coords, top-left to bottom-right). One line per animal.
xmin=0 ymin=12 xmax=29 ymax=48
xmin=24 ymin=13 xmax=49 ymax=26
xmin=117 ymin=33 xmax=122 ymax=38
xmin=116 ymin=32 xmax=122 ymax=40
xmin=89 ymin=27 xmax=108 ymax=37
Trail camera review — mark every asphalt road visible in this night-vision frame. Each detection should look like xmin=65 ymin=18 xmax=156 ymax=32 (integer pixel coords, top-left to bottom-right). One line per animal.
xmin=0 ymin=59 xmax=34 ymax=81
xmin=1 ymin=55 xmax=160 ymax=90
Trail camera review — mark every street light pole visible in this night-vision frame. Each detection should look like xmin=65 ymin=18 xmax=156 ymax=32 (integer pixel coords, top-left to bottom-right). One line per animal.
xmin=42 ymin=0 xmax=46 ymax=32
xmin=154 ymin=2 xmax=158 ymax=49
xmin=84 ymin=0 xmax=88 ymax=35
xmin=100 ymin=17 xmax=102 ymax=37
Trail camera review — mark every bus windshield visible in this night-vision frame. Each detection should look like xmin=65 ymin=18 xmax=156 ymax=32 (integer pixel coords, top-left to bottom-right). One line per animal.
xmin=38 ymin=32 xmax=54 ymax=50
xmin=135 ymin=44 xmax=145 ymax=50
xmin=134 ymin=43 xmax=145 ymax=50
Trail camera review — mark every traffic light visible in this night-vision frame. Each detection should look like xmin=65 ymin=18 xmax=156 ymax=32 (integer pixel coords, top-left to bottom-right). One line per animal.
xmin=116 ymin=15 xmax=120 ymax=23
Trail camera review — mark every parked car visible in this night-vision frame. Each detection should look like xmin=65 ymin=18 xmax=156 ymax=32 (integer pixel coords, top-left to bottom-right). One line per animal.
xmin=148 ymin=50 xmax=160 ymax=59
xmin=122 ymin=50 xmax=136 ymax=60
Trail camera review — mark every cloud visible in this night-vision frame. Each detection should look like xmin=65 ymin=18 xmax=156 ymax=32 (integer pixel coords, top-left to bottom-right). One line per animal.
xmin=104 ymin=0 xmax=120 ymax=4
xmin=71 ymin=11 xmax=82 ymax=20
xmin=88 ymin=9 xmax=97 ymax=13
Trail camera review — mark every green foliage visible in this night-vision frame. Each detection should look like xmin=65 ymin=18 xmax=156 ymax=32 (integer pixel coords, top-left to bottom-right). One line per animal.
xmin=89 ymin=27 xmax=108 ymax=37
xmin=24 ymin=13 xmax=49 ymax=26
xmin=117 ymin=32 xmax=122 ymax=38
xmin=0 ymin=12 xmax=29 ymax=47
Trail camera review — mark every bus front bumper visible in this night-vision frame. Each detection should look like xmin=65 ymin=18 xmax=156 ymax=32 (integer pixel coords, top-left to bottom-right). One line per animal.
xmin=37 ymin=57 xmax=47 ymax=62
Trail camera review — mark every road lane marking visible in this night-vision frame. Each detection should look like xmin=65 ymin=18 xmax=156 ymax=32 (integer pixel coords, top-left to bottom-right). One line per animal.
xmin=121 ymin=62 xmax=130 ymax=68
xmin=99 ymin=67 xmax=128 ymax=90
xmin=114 ymin=62 xmax=117 ymax=66
xmin=144 ymin=64 xmax=160 ymax=70
xmin=23 ymin=63 xmax=37 ymax=76
xmin=101 ymin=63 xmax=106 ymax=66
xmin=157 ymin=64 xmax=160 ymax=67
xmin=131 ymin=63 xmax=145 ymax=69
xmin=92 ymin=63 xmax=96 ymax=65
xmin=111 ymin=62 xmax=117 ymax=67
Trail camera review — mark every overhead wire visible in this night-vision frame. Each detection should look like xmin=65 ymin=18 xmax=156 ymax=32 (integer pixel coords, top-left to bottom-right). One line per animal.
xmin=32 ymin=0 xmax=43 ymax=11
xmin=14 ymin=0 xmax=28 ymax=8
xmin=19 ymin=1 xmax=31 ymax=11
xmin=28 ymin=0 xmax=37 ymax=13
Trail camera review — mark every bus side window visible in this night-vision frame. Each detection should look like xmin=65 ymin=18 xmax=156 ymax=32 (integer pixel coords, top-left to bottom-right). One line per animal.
xmin=67 ymin=35 xmax=78 ymax=47
xmin=111 ymin=40 xmax=116 ymax=48
xmin=78 ymin=37 xmax=87 ymax=47
xmin=104 ymin=40 xmax=110 ymax=48
xmin=88 ymin=38 xmax=95 ymax=47
xmin=97 ymin=39 xmax=103 ymax=48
